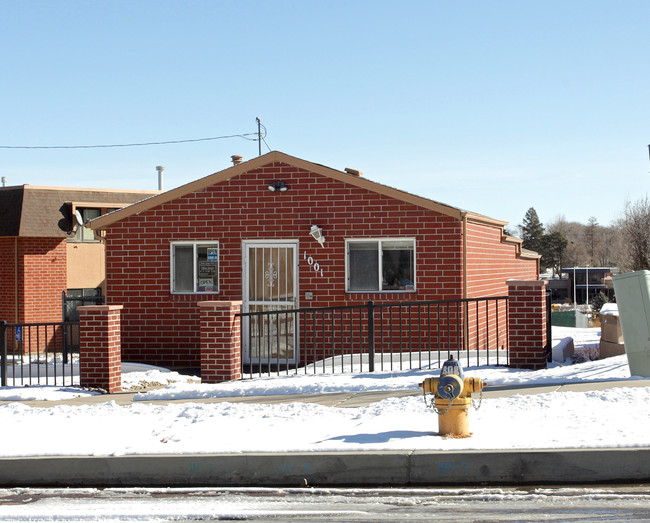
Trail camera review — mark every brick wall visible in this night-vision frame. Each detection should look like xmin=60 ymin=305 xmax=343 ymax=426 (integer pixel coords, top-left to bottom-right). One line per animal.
xmin=465 ymin=220 xmax=538 ymax=298
xmin=78 ymin=305 xmax=123 ymax=393
xmin=507 ymin=280 xmax=548 ymax=369
xmin=464 ymin=220 xmax=538 ymax=356
xmin=199 ymin=301 xmax=242 ymax=383
xmin=104 ymin=162 xmax=465 ymax=366
xmin=0 ymin=238 xmax=17 ymax=322
xmin=0 ymin=237 xmax=67 ymax=326
xmin=19 ymin=238 xmax=67 ymax=324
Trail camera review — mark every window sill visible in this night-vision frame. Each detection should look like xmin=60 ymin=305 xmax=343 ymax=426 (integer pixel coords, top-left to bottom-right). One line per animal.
xmin=171 ymin=291 xmax=220 ymax=295
xmin=346 ymin=290 xmax=417 ymax=294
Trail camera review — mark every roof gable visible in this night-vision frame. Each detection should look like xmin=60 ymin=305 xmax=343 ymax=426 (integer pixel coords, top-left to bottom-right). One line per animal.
xmin=90 ymin=151 xmax=506 ymax=230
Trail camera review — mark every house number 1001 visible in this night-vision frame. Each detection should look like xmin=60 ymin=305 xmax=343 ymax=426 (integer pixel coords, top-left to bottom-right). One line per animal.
xmin=304 ymin=252 xmax=324 ymax=277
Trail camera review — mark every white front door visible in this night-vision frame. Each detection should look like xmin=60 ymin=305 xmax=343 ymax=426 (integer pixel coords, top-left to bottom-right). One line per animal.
xmin=242 ymin=242 xmax=298 ymax=364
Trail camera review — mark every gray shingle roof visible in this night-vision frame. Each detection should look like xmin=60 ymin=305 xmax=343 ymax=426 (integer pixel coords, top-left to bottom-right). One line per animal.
xmin=0 ymin=186 xmax=159 ymax=238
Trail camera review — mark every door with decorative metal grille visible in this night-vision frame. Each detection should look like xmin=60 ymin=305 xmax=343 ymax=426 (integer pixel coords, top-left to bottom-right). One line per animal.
xmin=242 ymin=242 xmax=298 ymax=364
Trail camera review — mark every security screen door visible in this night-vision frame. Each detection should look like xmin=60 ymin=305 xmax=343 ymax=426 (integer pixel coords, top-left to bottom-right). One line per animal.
xmin=243 ymin=242 xmax=297 ymax=364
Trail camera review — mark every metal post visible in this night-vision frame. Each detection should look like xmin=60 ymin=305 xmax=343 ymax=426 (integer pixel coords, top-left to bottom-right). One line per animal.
xmin=546 ymin=290 xmax=553 ymax=361
xmin=1 ymin=321 xmax=7 ymax=387
xmin=367 ymin=301 xmax=375 ymax=372
xmin=62 ymin=292 xmax=68 ymax=364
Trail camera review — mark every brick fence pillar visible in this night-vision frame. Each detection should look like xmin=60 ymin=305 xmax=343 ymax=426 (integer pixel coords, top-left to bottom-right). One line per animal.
xmin=507 ymin=280 xmax=548 ymax=370
xmin=78 ymin=305 xmax=123 ymax=393
xmin=198 ymin=301 xmax=242 ymax=383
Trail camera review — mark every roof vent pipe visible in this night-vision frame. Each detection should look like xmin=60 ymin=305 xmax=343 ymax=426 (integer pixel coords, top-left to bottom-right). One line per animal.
xmin=156 ymin=166 xmax=165 ymax=191
xmin=231 ymin=155 xmax=243 ymax=166
xmin=1 ymin=177 xmax=6 ymax=187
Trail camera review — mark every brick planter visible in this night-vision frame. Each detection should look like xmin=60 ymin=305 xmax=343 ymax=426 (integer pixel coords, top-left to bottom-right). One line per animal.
xmin=78 ymin=305 xmax=123 ymax=393
xmin=199 ymin=301 xmax=242 ymax=383
xmin=507 ymin=280 xmax=548 ymax=370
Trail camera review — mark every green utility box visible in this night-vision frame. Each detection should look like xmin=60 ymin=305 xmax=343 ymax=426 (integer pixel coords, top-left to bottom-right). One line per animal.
xmin=612 ymin=270 xmax=650 ymax=377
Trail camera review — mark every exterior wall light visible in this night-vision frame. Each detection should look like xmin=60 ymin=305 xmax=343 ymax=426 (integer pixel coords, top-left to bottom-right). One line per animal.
xmin=309 ymin=225 xmax=325 ymax=247
xmin=268 ymin=181 xmax=288 ymax=192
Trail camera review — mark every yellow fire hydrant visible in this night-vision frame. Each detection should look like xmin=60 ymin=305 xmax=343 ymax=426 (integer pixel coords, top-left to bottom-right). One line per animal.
xmin=419 ymin=356 xmax=486 ymax=438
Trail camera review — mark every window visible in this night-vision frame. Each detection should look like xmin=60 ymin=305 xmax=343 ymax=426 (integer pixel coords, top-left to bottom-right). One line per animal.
xmin=69 ymin=208 xmax=101 ymax=242
xmin=346 ymin=239 xmax=415 ymax=292
xmin=171 ymin=242 xmax=219 ymax=293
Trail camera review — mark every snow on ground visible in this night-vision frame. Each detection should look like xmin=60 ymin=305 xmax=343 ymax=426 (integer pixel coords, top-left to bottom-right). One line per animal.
xmin=0 ymin=363 xmax=195 ymax=402
xmin=0 ymin=326 xmax=623 ymax=402
xmin=136 ymin=326 xmax=628 ymax=402
xmin=1 ymin=325 xmax=650 ymax=456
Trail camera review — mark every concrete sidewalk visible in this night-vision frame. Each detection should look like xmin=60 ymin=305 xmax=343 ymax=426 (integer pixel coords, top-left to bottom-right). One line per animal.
xmin=1 ymin=379 xmax=650 ymax=487
xmin=6 ymin=377 xmax=650 ymax=408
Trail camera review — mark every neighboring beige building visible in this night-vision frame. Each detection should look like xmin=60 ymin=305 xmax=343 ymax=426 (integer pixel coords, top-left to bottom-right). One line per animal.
xmin=0 ymin=185 xmax=159 ymax=324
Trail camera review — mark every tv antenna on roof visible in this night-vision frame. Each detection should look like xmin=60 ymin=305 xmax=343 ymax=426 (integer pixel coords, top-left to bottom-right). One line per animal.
xmin=256 ymin=117 xmax=262 ymax=156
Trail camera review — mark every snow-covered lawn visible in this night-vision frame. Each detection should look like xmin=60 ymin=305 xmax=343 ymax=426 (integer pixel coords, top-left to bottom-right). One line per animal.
xmin=1 ymin=326 xmax=649 ymax=456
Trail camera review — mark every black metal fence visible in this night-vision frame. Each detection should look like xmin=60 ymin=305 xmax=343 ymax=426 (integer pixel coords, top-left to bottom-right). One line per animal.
xmin=1 ymin=321 xmax=79 ymax=387
xmin=239 ymin=297 xmax=510 ymax=378
xmin=62 ymin=291 xmax=105 ymax=322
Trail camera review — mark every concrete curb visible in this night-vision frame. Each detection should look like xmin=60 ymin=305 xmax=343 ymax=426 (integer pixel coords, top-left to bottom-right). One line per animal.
xmin=2 ymin=448 xmax=649 ymax=487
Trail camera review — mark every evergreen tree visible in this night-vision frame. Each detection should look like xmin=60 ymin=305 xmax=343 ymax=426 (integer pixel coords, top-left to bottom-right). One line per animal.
xmin=520 ymin=208 xmax=545 ymax=254
xmin=591 ymin=291 xmax=609 ymax=313
xmin=541 ymin=231 xmax=568 ymax=275
xmin=519 ymin=208 xmax=568 ymax=272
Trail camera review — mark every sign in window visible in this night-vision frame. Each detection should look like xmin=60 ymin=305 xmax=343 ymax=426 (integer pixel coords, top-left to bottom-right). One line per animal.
xmin=172 ymin=242 xmax=219 ymax=293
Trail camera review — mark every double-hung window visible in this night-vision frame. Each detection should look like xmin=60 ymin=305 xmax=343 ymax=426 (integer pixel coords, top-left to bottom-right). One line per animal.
xmin=171 ymin=242 xmax=219 ymax=293
xmin=346 ymin=239 xmax=415 ymax=292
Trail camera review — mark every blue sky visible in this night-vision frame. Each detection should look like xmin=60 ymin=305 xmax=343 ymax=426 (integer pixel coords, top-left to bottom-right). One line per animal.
xmin=2 ymin=1 xmax=649 ymax=230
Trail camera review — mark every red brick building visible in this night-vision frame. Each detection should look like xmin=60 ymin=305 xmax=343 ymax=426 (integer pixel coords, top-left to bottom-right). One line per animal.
xmin=90 ymin=151 xmax=539 ymax=370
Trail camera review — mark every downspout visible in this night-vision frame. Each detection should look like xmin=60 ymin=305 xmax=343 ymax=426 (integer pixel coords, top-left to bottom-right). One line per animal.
xmin=14 ymin=237 xmax=19 ymax=323
xmin=101 ymin=231 xmax=107 ymax=297
xmin=95 ymin=226 xmax=108 ymax=298
xmin=461 ymin=213 xmax=469 ymax=352
xmin=461 ymin=213 xmax=468 ymax=300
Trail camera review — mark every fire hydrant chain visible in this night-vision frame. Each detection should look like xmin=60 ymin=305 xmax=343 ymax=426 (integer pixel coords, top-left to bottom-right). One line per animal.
xmin=422 ymin=387 xmax=454 ymax=416
xmin=432 ymin=395 xmax=454 ymax=416
xmin=472 ymin=388 xmax=483 ymax=411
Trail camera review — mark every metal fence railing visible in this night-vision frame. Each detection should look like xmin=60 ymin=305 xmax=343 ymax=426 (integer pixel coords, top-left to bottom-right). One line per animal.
xmin=63 ymin=291 xmax=105 ymax=322
xmin=238 ymin=297 xmax=510 ymax=379
xmin=1 ymin=320 xmax=79 ymax=387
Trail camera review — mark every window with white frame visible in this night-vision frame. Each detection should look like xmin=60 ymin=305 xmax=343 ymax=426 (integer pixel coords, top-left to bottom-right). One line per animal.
xmin=346 ymin=239 xmax=415 ymax=292
xmin=171 ymin=242 xmax=219 ymax=293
